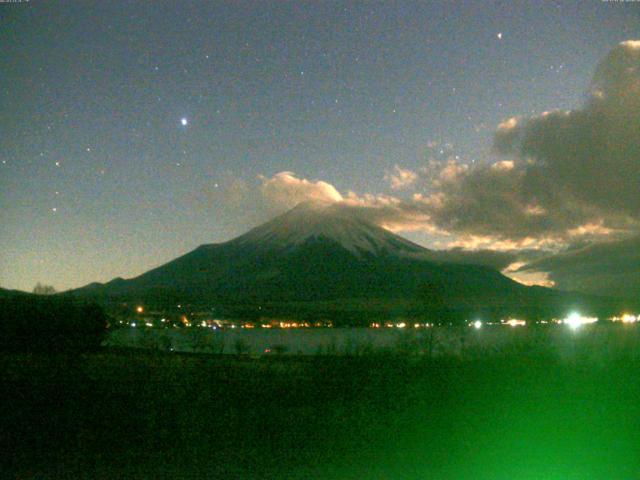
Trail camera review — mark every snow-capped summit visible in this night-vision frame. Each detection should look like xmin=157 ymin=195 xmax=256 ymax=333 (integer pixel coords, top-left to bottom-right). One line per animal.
xmin=231 ymin=201 xmax=428 ymax=257
xmin=67 ymin=201 xmax=580 ymax=321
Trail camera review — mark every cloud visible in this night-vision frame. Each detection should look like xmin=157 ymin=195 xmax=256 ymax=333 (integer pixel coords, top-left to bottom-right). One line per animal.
xmin=501 ymin=261 xmax=555 ymax=288
xmin=426 ymin=248 xmax=519 ymax=271
xmin=208 ymin=171 xmax=345 ymax=231
xmin=259 ymin=171 xmax=343 ymax=211
xmin=516 ymin=236 xmax=640 ymax=298
xmin=384 ymin=165 xmax=418 ymax=190
xmin=493 ymin=40 xmax=640 ymax=232
xmin=364 ymin=40 xmax=640 ymax=247
xmin=212 ymin=171 xmax=436 ymax=235
xmin=415 ymin=161 xmax=564 ymax=239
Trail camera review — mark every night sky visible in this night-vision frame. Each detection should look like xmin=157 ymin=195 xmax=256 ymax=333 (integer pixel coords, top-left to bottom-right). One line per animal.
xmin=2 ymin=1 xmax=639 ymax=295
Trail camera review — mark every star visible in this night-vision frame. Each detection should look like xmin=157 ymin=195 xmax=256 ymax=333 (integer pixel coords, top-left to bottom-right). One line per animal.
xmin=181 ymin=118 xmax=188 ymax=126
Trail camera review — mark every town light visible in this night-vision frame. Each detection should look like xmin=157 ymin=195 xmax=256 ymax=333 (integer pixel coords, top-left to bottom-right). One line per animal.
xmin=564 ymin=312 xmax=597 ymax=329
xmin=505 ymin=319 xmax=526 ymax=327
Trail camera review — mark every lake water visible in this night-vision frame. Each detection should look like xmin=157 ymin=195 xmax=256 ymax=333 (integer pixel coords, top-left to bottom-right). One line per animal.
xmin=105 ymin=323 xmax=640 ymax=361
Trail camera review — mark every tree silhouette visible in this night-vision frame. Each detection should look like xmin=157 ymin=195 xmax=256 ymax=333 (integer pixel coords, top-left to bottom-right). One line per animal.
xmin=0 ymin=296 xmax=108 ymax=352
xmin=33 ymin=283 xmax=57 ymax=295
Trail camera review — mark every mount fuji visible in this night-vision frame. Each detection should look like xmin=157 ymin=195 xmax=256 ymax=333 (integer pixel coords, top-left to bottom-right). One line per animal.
xmin=67 ymin=202 xmax=603 ymax=321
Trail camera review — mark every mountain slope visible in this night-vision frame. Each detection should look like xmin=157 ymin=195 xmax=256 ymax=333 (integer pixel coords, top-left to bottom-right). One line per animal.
xmin=66 ymin=202 xmax=616 ymax=319
xmin=0 ymin=287 xmax=32 ymax=298
xmin=231 ymin=201 xmax=428 ymax=257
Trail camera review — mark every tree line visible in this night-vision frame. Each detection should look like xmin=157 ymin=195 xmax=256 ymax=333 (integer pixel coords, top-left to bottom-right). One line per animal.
xmin=0 ymin=295 xmax=108 ymax=352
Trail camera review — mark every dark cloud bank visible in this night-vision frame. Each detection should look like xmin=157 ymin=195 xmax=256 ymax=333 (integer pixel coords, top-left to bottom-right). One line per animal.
xmin=492 ymin=40 xmax=640 ymax=297
xmin=519 ymin=236 xmax=640 ymax=299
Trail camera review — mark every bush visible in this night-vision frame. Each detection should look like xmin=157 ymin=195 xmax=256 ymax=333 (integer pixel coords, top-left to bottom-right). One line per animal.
xmin=0 ymin=296 xmax=108 ymax=352
xmin=233 ymin=338 xmax=249 ymax=355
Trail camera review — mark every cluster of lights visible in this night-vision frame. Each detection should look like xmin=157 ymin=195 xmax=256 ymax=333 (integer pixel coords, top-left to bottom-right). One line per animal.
xmin=125 ymin=310 xmax=333 ymax=330
xmin=611 ymin=314 xmax=639 ymax=324
xmin=370 ymin=322 xmax=433 ymax=329
xmin=200 ymin=320 xmax=332 ymax=329
xmin=470 ymin=319 xmax=526 ymax=328
xmin=278 ymin=322 xmax=304 ymax=329
xmin=127 ymin=319 xmax=337 ymax=330
xmin=503 ymin=319 xmax=526 ymax=327
xmin=563 ymin=312 xmax=598 ymax=330
xmin=126 ymin=306 xmax=639 ymax=331
xmin=125 ymin=315 xmax=640 ymax=330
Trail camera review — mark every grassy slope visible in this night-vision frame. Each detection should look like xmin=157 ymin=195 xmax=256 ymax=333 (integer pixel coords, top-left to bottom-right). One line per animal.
xmin=2 ymin=349 xmax=640 ymax=479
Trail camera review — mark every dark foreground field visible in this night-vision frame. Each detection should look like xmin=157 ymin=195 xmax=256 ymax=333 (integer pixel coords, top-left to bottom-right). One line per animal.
xmin=2 ymin=348 xmax=640 ymax=479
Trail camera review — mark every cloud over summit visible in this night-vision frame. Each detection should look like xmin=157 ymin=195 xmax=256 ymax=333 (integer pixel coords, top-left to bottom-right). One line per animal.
xmin=259 ymin=171 xmax=343 ymax=211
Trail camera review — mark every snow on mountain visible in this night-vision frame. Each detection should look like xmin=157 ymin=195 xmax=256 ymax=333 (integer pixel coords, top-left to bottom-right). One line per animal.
xmin=230 ymin=201 xmax=428 ymax=257
xmin=66 ymin=201 xmax=624 ymax=321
